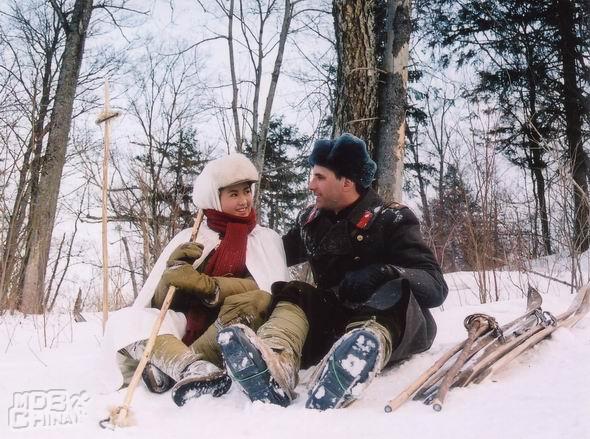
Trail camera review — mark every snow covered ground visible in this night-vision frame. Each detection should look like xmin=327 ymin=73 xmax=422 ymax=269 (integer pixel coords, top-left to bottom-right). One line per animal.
xmin=1 ymin=266 xmax=589 ymax=439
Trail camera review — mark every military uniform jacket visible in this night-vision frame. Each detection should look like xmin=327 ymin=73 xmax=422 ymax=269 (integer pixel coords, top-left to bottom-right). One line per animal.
xmin=283 ymin=189 xmax=448 ymax=363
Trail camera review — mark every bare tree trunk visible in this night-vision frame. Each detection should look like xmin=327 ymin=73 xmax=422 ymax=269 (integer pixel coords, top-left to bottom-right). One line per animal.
xmin=557 ymin=0 xmax=589 ymax=253
xmin=43 ymin=233 xmax=66 ymax=311
xmin=375 ymin=0 xmax=411 ymax=202
xmin=0 ymin=26 xmax=61 ymax=309
xmin=407 ymin=129 xmax=431 ymax=228
xmin=227 ymin=0 xmax=243 ymax=151
xmin=255 ymin=0 xmax=294 ymax=166
xmin=19 ymin=0 xmax=94 ymax=314
xmin=332 ymin=0 xmax=411 ymax=201
xmin=332 ymin=0 xmax=379 ymax=149
xmin=73 ymin=288 xmax=86 ymax=322
xmin=245 ymin=0 xmax=265 ymax=169
xmin=253 ymin=0 xmax=295 ymax=203
xmin=0 ymin=149 xmax=32 ymax=308
xmin=523 ymin=84 xmax=552 ymax=255
xmin=529 ymin=145 xmax=552 ymax=255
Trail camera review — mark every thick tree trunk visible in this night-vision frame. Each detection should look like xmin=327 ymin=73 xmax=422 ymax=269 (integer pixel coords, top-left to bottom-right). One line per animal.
xmin=332 ymin=0 xmax=379 ymax=149
xmin=19 ymin=0 xmax=94 ymax=314
xmin=556 ymin=0 xmax=589 ymax=253
xmin=375 ymin=0 xmax=411 ymax=202
xmin=333 ymin=0 xmax=411 ymax=201
xmin=1 ymin=29 xmax=60 ymax=309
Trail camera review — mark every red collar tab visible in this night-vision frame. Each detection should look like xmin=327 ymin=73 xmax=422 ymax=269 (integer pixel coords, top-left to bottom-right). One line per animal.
xmin=355 ymin=211 xmax=373 ymax=229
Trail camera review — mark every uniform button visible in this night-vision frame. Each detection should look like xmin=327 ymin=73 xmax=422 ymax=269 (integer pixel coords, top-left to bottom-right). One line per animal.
xmin=356 ymin=235 xmax=364 ymax=241
xmin=353 ymin=256 xmax=361 ymax=262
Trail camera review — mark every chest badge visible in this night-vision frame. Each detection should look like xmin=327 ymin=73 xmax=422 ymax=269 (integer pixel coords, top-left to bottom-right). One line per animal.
xmin=355 ymin=211 xmax=373 ymax=229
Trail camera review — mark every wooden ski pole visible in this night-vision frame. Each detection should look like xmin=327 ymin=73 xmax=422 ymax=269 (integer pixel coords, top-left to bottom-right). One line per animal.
xmin=384 ymin=339 xmax=467 ymax=413
xmin=96 ymin=80 xmax=120 ymax=334
xmin=385 ymin=287 xmax=542 ymax=413
xmin=103 ymin=210 xmax=204 ymax=428
xmin=384 ymin=315 xmax=494 ymax=413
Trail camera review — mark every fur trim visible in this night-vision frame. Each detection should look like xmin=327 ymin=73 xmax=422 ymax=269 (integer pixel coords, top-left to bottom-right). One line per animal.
xmin=309 ymin=133 xmax=377 ymax=188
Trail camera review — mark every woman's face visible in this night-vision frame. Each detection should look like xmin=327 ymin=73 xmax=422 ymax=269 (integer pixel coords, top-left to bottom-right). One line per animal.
xmin=219 ymin=182 xmax=253 ymax=217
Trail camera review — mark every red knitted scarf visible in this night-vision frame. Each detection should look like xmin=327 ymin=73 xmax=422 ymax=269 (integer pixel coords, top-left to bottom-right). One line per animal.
xmin=181 ymin=209 xmax=256 ymax=345
xmin=203 ymin=209 xmax=257 ymax=277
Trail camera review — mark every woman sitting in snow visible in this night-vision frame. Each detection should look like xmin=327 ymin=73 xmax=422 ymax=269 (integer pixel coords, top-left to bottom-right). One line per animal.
xmin=101 ymin=153 xmax=290 ymax=406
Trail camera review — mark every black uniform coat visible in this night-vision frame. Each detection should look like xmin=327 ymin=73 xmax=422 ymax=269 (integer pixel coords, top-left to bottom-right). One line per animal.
xmin=281 ymin=189 xmax=448 ymax=367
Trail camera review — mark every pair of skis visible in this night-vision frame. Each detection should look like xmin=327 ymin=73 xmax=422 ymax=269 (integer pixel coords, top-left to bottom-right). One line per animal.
xmin=385 ymin=284 xmax=590 ymax=412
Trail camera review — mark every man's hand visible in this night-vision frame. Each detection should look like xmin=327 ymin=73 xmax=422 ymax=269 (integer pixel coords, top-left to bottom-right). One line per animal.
xmin=161 ymin=264 xmax=216 ymax=297
xmin=167 ymin=243 xmax=204 ymax=267
xmin=338 ymin=264 xmax=398 ymax=303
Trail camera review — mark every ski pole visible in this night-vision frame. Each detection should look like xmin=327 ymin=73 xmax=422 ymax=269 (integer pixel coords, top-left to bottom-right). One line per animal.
xmin=96 ymin=79 xmax=120 ymax=334
xmin=385 ymin=287 xmax=541 ymax=413
xmin=384 ymin=338 xmax=467 ymax=413
xmin=101 ymin=210 xmax=204 ymax=428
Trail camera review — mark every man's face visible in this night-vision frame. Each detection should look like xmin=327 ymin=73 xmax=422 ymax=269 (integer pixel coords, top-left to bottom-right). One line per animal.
xmin=308 ymin=165 xmax=347 ymax=212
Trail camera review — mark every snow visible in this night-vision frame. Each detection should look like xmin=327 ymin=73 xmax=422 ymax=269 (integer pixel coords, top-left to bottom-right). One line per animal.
xmin=1 ymin=267 xmax=589 ymax=439
xmin=341 ymin=354 xmax=367 ymax=377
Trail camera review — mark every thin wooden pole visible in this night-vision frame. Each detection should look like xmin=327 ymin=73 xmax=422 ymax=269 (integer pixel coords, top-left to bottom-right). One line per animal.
xmin=96 ymin=80 xmax=120 ymax=333
xmin=103 ymin=211 xmax=205 ymax=428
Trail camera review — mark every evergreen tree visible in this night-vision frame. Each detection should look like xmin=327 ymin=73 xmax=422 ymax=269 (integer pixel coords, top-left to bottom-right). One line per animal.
xmin=417 ymin=0 xmax=590 ymax=253
xmin=135 ymin=128 xmax=206 ymax=230
xmin=246 ymin=117 xmax=310 ymax=233
xmin=429 ymin=165 xmax=477 ymax=271
xmin=430 ymin=164 xmax=509 ymax=274
xmin=109 ymin=127 xmax=209 ymax=277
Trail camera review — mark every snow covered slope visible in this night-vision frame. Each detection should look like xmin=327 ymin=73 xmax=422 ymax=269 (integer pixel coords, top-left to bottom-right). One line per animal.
xmin=1 ymin=270 xmax=588 ymax=439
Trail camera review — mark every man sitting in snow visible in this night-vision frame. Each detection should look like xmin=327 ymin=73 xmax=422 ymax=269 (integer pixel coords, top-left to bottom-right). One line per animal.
xmin=217 ymin=133 xmax=448 ymax=410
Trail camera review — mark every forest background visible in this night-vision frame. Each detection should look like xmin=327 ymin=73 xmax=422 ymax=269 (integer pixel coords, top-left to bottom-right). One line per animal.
xmin=0 ymin=0 xmax=588 ymax=316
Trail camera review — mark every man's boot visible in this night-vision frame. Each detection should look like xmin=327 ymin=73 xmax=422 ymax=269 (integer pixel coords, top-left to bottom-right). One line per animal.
xmin=305 ymin=321 xmax=392 ymax=410
xmin=217 ymin=301 xmax=308 ymax=407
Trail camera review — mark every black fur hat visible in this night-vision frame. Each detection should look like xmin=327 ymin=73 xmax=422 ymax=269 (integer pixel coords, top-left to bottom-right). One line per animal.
xmin=308 ymin=133 xmax=377 ymax=188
